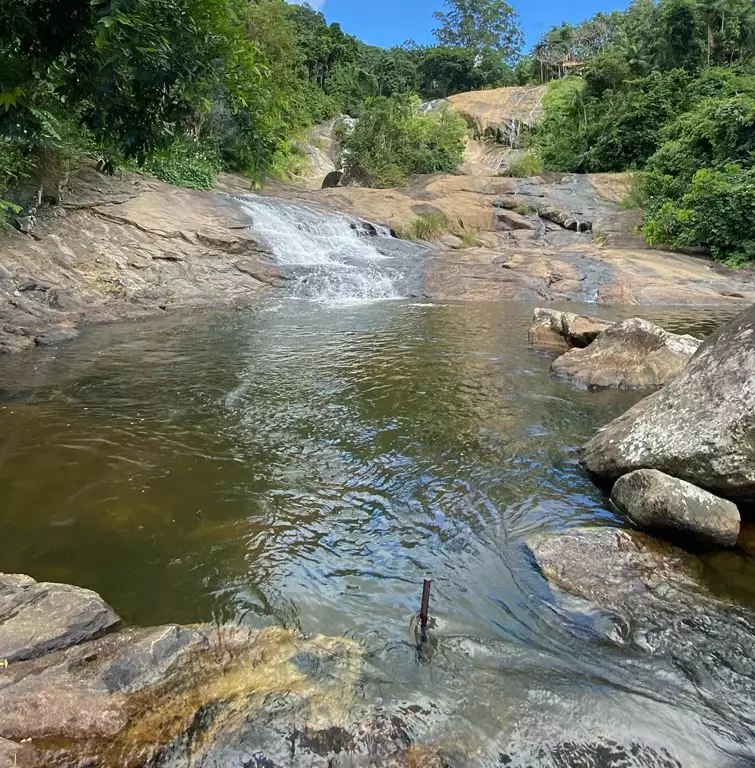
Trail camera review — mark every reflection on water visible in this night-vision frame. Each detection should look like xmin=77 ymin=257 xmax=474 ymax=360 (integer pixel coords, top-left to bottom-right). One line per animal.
xmin=0 ymin=299 xmax=752 ymax=765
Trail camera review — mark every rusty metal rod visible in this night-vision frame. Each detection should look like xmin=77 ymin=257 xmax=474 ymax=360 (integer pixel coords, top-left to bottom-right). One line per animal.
xmin=419 ymin=579 xmax=431 ymax=630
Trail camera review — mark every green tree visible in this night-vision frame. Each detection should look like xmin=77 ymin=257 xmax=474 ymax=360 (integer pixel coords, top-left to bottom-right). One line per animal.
xmin=340 ymin=94 xmax=468 ymax=187
xmin=417 ymin=46 xmax=514 ymax=99
xmin=433 ymin=0 xmax=523 ymax=61
xmin=534 ymin=78 xmax=588 ymax=171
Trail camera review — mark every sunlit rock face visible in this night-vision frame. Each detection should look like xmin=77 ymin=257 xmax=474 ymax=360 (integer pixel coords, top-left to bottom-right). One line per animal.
xmin=551 ymin=317 xmax=701 ymax=390
xmin=581 ymin=303 xmax=755 ymax=502
xmin=611 ymin=469 xmax=740 ymax=548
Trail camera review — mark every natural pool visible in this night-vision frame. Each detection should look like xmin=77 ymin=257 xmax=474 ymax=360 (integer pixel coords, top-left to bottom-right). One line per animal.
xmin=1 ymin=297 xmax=751 ymax=766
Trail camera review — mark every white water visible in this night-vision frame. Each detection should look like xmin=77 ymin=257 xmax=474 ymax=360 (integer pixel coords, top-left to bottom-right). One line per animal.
xmin=237 ymin=195 xmax=403 ymax=302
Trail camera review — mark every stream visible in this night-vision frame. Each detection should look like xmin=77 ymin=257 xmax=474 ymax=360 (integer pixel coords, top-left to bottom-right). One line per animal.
xmin=0 ymin=197 xmax=753 ymax=766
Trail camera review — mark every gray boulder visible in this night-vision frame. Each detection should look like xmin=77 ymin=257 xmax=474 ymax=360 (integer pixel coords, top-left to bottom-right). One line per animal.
xmin=0 ymin=574 xmax=119 ymax=662
xmin=581 ymin=304 xmax=755 ymax=500
xmin=528 ymin=308 xmax=613 ymax=352
xmin=611 ymin=469 xmax=740 ymax=547
xmin=321 ymin=170 xmax=343 ymax=189
xmin=552 ymin=317 xmax=700 ymax=389
xmin=34 ymin=327 xmax=79 ymax=347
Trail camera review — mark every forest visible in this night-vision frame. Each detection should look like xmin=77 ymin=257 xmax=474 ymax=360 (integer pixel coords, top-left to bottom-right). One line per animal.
xmin=0 ymin=0 xmax=525 ymax=205
xmin=530 ymin=0 xmax=755 ymax=265
xmin=1 ymin=0 xmax=755 ymax=263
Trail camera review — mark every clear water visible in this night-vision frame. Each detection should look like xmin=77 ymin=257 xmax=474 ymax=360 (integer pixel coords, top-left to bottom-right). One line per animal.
xmin=1 ymin=197 xmax=754 ymax=765
xmin=0 ymin=298 xmax=752 ymax=766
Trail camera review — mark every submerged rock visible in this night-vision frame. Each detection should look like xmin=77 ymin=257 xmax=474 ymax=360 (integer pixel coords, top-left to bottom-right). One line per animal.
xmin=528 ymin=307 xmax=613 ymax=352
xmin=551 ymin=317 xmax=700 ymax=390
xmin=0 ymin=573 xmax=119 ymax=662
xmin=739 ymin=524 xmax=755 ymax=556
xmin=0 ymin=573 xmax=448 ymax=768
xmin=611 ymin=469 xmax=740 ymax=548
xmin=528 ymin=527 xmax=755 ymax=732
xmin=581 ymin=304 xmax=755 ymax=500
xmin=34 ymin=327 xmax=80 ymax=347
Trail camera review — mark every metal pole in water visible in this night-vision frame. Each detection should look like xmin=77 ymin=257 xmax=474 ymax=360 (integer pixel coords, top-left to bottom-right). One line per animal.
xmin=420 ymin=579 xmax=431 ymax=631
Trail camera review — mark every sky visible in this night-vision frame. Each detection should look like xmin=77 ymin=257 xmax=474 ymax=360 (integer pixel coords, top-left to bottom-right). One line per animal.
xmin=290 ymin=0 xmax=631 ymax=51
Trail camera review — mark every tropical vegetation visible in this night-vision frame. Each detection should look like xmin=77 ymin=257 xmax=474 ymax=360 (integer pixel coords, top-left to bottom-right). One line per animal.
xmin=528 ymin=0 xmax=755 ymax=265
xmin=0 ymin=0 xmax=525 ymax=225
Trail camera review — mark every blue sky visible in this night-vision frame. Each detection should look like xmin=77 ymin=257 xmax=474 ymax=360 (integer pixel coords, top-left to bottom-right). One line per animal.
xmin=292 ymin=0 xmax=631 ymax=51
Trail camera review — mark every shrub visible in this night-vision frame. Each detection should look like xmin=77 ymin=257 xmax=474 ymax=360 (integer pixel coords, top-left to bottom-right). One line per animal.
xmin=341 ymin=95 xmax=467 ymax=188
xmin=644 ymin=166 xmax=755 ymax=266
xmin=141 ymin=138 xmax=223 ymax=190
xmin=0 ymin=137 xmax=35 ymax=230
xmin=499 ymin=152 xmax=544 ymax=177
xmin=617 ymin=173 xmax=647 ymax=211
xmin=534 ymin=78 xmax=588 ymax=173
xmin=400 ymin=211 xmax=449 ymax=241
xmin=460 ymin=231 xmax=482 ymax=247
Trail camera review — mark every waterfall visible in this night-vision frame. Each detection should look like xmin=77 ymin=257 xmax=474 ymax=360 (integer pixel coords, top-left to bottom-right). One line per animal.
xmin=236 ymin=195 xmax=409 ymax=302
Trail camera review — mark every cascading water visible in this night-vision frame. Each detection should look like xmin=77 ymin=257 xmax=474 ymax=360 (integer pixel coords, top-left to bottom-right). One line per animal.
xmin=236 ymin=195 xmax=420 ymax=302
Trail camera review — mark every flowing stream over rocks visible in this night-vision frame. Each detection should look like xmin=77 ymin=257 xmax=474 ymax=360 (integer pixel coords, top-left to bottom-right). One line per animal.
xmin=235 ymin=195 xmax=425 ymax=302
xmin=1 ymin=197 xmax=754 ymax=766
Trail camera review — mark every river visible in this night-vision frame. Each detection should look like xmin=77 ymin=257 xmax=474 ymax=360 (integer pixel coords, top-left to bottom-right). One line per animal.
xmin=0 ymin=197 xmax=752 ymax=766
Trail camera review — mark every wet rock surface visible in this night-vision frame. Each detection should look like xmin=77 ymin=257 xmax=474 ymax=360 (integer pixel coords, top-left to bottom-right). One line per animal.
xmin=528 ymin=527 xmax=755 ymax=745
xmin=0 ymin=164 xmax=277 ymax=356
xmin=0 ymin=574 xmax=434 ymax=768
xmin=582 ymin=304 xmax=755 ymax=500
xmin=0 ymin=574 xmax=119 ymax=663
xmin=611 ymin=469 xmax=741 ymax=547
xmin=5 ymin=563 xmax=752 ymax=768
xmin=528 ymin=307 xmax=613 ymax=352
xmin=550 ymin=317 xmax=701 ymax=390
xmin=271 ymin=172 xmax=755 ymax=306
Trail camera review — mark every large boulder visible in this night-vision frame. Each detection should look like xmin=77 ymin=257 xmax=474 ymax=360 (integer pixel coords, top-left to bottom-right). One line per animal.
xmin=611 ymin=469 xmax=740 ymax=547
xmin=581 ymin=304 xmax=755 ymax=501
xmin=551 ymin=317 xmax=701 ymax=389
xmin=528 ymin=307 xmax=613 ymax=352
xmin=0 ymin=574 xmax=120 ymax=662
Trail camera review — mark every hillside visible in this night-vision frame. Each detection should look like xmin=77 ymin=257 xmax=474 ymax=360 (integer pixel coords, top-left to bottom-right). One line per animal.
xmin=299 ymin=84 xmax=549 ymax=187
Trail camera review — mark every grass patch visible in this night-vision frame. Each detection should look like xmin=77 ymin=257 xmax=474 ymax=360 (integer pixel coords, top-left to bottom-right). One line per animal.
xmin=141 ymin=138 xmax=222 ymax=190
xmin=460 ymin=231 xmax=482 ymax=247
xmin=499 ymin=152 xmax=544 ymax=178
xmin=513 ymin=203 xmax=537 ymax=216
xmin=617 ymin=173 xmax=647 ymax=211
xmin=400 ymin=211 xmax=449 ymax=241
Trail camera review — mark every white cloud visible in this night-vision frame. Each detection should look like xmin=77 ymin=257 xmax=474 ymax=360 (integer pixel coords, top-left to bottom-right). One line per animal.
xmin=287 ymin=0 xmax=327 ymax=9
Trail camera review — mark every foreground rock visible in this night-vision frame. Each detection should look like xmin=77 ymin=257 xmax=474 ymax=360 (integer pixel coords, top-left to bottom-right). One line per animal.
xmin=528 ymin=307 xmax=613 ymax=352
xmin=0 ymin=574 xmax=119 ymax=662
xmin=611 ymin=469 xmax=740 ymax=547
xmin=0 ymin=164 xmax=278 ymax=356
xmin=551 ymin=318 xmax=701 ymax=390
xmin=0 ymin=574 xmax=445 ymax=768
xmin=582 ymin=304 xmax=755 ymax=501
xmin=528 ymin=527 xmax=755 ymax=734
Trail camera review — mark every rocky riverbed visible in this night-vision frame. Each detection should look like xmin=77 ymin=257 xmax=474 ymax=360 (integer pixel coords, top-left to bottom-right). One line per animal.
xmin=2 ymin=156 xmax=755 ymax=766
xmin=268 ymin=172 xmax=755 ymax=307
xmin=0 ymin=165 xmax=278 ymax=356
xmin=2 ymin=162 xmax=755 ymax=357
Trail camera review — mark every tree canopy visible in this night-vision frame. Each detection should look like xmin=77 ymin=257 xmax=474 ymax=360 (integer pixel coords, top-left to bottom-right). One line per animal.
xmin=433 ymin=0 xmax=524 ymax=60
